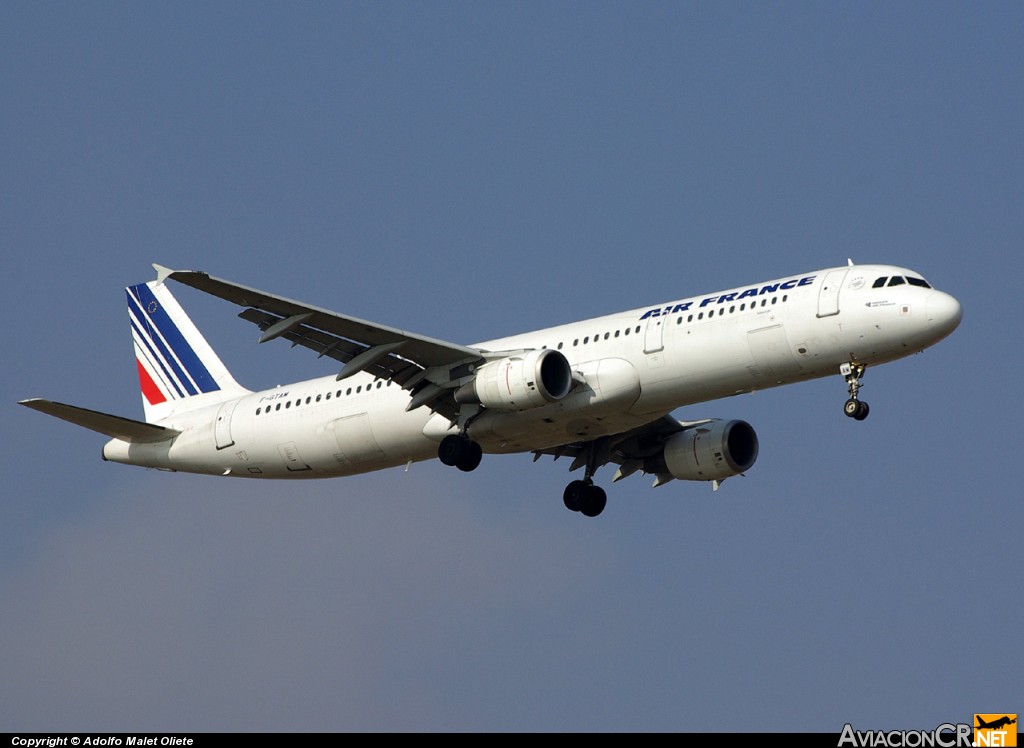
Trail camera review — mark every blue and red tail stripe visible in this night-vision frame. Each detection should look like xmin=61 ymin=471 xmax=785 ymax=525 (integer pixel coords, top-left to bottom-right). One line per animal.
xmin=127 ymin=283 xmax=221 ymax=403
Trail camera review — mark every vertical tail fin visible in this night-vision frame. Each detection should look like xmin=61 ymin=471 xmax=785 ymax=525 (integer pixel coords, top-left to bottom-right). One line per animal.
xmin=128 ymin=280 xmax=249 ymax=422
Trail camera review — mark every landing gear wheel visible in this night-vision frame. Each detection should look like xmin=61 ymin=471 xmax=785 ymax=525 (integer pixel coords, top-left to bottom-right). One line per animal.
xmin=439 ymin=435 xmax=484 ymax=471
xmin=844 ymin=399 xmax=870 ymax=420
xmin=580 ymin=485 xmax=607 ymax=518
xmin=563 ymin=480 xmax=588 ymax=512
xmin=456 ymin=441 xmax=483 ymax=472
xmin=438 ymin=435 xmax=465 ymax=466
xmin=563 ymin=481 xmax=607 ymax=517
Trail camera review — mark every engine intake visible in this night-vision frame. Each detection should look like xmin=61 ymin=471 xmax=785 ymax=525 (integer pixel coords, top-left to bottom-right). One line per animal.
xmin=456 ymin=349 xmax=573 ymax=411
xmin=652 ymin=419 xmax=758 ymax=482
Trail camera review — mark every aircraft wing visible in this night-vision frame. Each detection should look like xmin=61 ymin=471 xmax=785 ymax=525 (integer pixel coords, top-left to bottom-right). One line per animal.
xmin=534 ymin=415 xmax=715 ymax=485
xmin=158 ymin=265 xmax=486 ymax=420
xmin=18 ymin=399 xmax=181 ymax=443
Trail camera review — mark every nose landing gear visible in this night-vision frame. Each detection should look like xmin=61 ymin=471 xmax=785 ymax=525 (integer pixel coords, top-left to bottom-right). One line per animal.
xmin=840 ymin=362 xmax=870 ymax=421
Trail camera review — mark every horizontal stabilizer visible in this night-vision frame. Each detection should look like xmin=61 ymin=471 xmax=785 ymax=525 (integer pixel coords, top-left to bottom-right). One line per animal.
xmin=19 ymin=399 xmax=180 ymax=443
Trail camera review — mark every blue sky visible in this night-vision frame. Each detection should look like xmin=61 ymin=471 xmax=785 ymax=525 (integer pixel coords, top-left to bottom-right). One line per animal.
xmin=2 ymin=2 xmax=1020 ymax=732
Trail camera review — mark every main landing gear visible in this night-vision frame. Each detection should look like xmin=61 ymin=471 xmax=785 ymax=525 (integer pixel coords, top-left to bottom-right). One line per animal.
xmin=561 ymin=439 xmax=608 ymax=517
xmin=563 ymin=479 xmax=607 ymax=518
xmin=841 ymin=362 xmax=870 ymax=421
xmin=437 ymin=429 xmax=609 ymax=518
xmin=438 ymin=434 xmax=483 ymax=472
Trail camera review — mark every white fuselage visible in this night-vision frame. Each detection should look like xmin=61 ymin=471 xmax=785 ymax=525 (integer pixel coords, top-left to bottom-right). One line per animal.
xmin=102 ymin=264 xmax=962 ymax=479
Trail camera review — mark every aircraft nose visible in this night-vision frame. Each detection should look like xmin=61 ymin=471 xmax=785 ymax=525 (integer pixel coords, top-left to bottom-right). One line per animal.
xmin=926 ymin=291 xmax=963 ymax=337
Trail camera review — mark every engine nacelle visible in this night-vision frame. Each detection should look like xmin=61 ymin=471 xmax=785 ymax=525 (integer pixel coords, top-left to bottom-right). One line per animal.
xmin=456 ymin=349 xmax=573 ymax=411
xmin=655 ymin=419 xmax=759 ymax=482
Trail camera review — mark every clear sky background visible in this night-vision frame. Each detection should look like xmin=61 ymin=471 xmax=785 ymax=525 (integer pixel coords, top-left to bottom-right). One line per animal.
xmin=2 ymin=3 xmax=1020 ymax=732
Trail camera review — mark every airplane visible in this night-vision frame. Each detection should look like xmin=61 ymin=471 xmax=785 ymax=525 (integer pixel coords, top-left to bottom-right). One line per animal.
xmin=977 ymin=716 xmax=1017 ymax=731
xmin=20 ymin=261 xmax=962 ymax=518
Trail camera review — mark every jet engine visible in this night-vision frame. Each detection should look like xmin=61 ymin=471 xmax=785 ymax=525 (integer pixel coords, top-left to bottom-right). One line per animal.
xmin=649 ymin=419 xmax=759 ymax=482
xmin=455 ymin=349 xmax=574 ymax=411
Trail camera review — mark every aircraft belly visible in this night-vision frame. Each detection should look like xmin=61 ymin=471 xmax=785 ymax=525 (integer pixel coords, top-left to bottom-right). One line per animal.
xmin=473 ymin=410 xmax=658 ymax=454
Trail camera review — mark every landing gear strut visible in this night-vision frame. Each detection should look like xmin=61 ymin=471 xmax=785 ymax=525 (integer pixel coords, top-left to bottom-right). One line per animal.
xmin=438 ymin=434 xmax=483 ymax=472
xmin=840 ymin=362 xmax=870 ymax=421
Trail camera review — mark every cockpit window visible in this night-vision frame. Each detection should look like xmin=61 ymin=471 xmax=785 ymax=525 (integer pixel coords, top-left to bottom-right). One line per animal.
xmin=888 ymin=276 xmax=906 ymax=287
xmin=906 ymin=277 xmax=931 ymax=289
xmin=872 ymin=277 xmax=888 ymax=288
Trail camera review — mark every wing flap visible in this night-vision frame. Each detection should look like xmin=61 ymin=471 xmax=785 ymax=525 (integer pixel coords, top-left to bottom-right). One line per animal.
xmin=19 ymin=399 xmax=181 ymax=443
xmin=237 ymin=308 xmax=424 ymax=384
